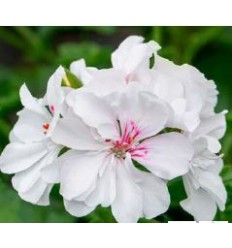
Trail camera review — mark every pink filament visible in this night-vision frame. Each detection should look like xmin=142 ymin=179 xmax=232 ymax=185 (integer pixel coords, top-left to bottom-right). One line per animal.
xmin=50 ymin=105 xmax=55 ymax=113
xmin=110 ymin=120 xmax=148 ymax=159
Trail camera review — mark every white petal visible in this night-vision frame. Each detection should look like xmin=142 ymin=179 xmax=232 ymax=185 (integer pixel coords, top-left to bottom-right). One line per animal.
xmin=12 ymin=160 xmax=45 ymax=193
xmin=41 ymin=159 xmax=60 ymax=184
xmin=9 ymin=129 xmax=22 ymax=143
xmin=52 ymin=117 xmax=105 ymax=150
xmin=135 ymin=133 xmax=193 ymax=180
xmin=70 ymin=59 xmax=97 ymax=85
xmin=208 ymin=158 xmax=224 ymax=174
xmin=151 ymin=74 xmax=184 ymax=103
xmin=18 ymin=179 xmax=50 ymax=206
xmin=193 ymin=111 xmax=227 ymax=140
xmin=117 ymin=90 xmax=169 ymax=140
xmin=111 ymin=160 xmax=143 ymax=223
xmin=111 ymin=36 xmax=160 ymax=74
xmin=85 ymin=155 xmax=117 ymax=207
xmin=13 ymin=109 xmax=48 ymax=142
xmin=204 ymin=135 xmax=221 ymax=153
xmin=64 ymin=199 xmax=95 ymax=217
xmin=12 ymin=147 xmax=61 ymax=191
xmin=198 ymin=171 xmax=227 ymax=211
xmin=83 ymin=69 xmax=126 ymax=96
xmin=191 ymin=137 xmax=208 ymax=155
xmin=0 ymin=142 xmax=49 ymax=174
xmin=130 ymin=160 xmax=170 ymax=219
xmin=139 ymin=172 xmax=170 ymax=219
xmin=183 ymin=111 xmax=200 ymax=132
xmin=180 ymin=188 xmax=217 ymax=221
xmin=46 ymin=66 xmax=65 ymax=114
xmin=19 ymin=84 xmax=45 ymax=115
xmin=11 ymin=147 xmax=59 ymax=205
xmin=59 ymin=151 xmax=107 ymax=200
xmin=166 ymin=99 xmax=200 ymax=131
xmin=36 ymin=184 xmax=53 ymax=206
xmin=66 ymin=90 xmax=116 ymax=129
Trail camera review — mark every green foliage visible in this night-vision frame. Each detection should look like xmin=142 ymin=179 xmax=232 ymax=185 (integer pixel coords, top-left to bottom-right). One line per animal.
xmin=57 ymin=42 xmax=112 ymax=68
xmin=0 ymin=27 xmax=232 ymax=222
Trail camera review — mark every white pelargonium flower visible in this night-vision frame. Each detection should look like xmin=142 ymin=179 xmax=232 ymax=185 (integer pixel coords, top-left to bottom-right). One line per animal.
xmin=111 ymin=35 xmax=160 ymax=82
xmin=180 ymin=111 xmax=227 ymax=220
xmin=70 ymin=36 xmax=218 ymax=134
xmin=69 ymin=36 xmax=160 ymax=96
xmin=0 ymin=34 xmax=227 ymax=223
xmin=51 ymin=86 xmax=194 ymax=222
xmin=0 ymin=66 xmax=66 ymax=205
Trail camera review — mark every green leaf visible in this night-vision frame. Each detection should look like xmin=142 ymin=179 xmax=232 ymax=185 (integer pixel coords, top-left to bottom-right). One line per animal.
xmin=62 ymin=69 xmax=83 ymax=89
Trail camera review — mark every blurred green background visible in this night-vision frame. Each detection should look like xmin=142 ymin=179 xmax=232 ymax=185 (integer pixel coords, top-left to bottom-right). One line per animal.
xmin=0 ymin=27 xmax=232 ymax=223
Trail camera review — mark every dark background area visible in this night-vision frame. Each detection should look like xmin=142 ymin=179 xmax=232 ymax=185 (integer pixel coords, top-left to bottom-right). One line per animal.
xmin=0 ymin=27 xmax=232 ymax=222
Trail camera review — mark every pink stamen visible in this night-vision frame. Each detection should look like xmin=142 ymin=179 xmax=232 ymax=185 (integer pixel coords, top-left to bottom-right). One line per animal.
xmin=110 ymin=120 xmax=147 ymax=159
xmin=50 ymin=105 xmax=55 ymax=113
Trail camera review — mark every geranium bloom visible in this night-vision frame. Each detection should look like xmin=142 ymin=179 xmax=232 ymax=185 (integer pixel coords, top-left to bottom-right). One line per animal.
xmin=0 ymin=35 xmax=227 ymax=222
xmin=69 ymin=36 xmax=159 ymax=96
xmin=51 ymin=86 xmax=193 ymax=222
xmin=180 ymin=112 xmax=227 ymax=220
xmin=0 ymin=67 xmax=65 ymax=205
xmin=70 ymin=36 xmax=218 ymax=133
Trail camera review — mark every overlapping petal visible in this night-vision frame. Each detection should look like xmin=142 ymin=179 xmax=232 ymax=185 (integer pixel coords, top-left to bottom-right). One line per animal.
xmin=135 ymin=133 xmax=194 ymax=180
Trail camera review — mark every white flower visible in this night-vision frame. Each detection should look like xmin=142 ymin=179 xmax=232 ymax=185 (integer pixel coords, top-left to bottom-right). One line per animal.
xmin=0 ymin=66 xmax=66 ymax=205
xmin=70 ymin=36 xmax=218 ymax=134
xmin=51 ymin=86 xmax=193 ymax=222
xmin=67 ymin=35 xmax=227 ymax=221
xmin=69 ymin=36 xmax=159 ymax=96
xmin=180 ymin=111 xmax=227 ymax=220
xmin=111 ymin=35 xmax=160 ymax=82
xmin=150 ymin=55 xmax=218 ymax=132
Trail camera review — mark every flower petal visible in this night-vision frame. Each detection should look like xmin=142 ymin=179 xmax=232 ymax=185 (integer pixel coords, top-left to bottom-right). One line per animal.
xmin=193 ymin=111 xmax=227 ymax=140
xmin=82 ymin=69 xmax=126 ymax=96
xmin=64 ymin=199 xmax=95 ymax=217
xmin=180 ymin=188 xmax=217 ymax=221
xmin=19 ymin=84 xmax=45 ymax=115
xmin=111 ymin=160 xmax=143 ymax=223
xmin=197 ymin=170 xmax=227 ymax=211
xmin=13 ymin=109 xmax=48 ymax=143
xmin=41 ymin=159 xmax=61 ymax=184
xmin=66 ymin=90 xmax=116 ymax=129
xmin=36 ymin=184 xmax=53 ymax=206
xmin=70 ymin=59 xmax=97 ymax=85
xmin=111 ymin=35 xmax=160 ymax=75
xmin=117 ymin=90 xmax=169 ymax=140
xmin=52 ymin=117 xmax=105 ymax=150
xmin=59 ymin=150 xmax=107 ymax=200
xmin=46 ymin=66 xmax=65 ymax=114
xmin=137 ymin=171 xmax=170 ymax=219
xmin=135 ymin=133 xmax=193 ymax=180
xmin=129 ymin=158 xmax=170 ymax=219
xmin=0 ymin=142 xmax=49 ymax=174
xmin=18 ymin=179 xmax=51 ymax=206
xmin=85 ymin=155 xmax=117 ymax=207
xmin=12 ymin=147 xmax=60 ymax=192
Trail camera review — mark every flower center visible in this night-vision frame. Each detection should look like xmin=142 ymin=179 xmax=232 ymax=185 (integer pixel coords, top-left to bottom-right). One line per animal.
xmin=107 ymin=120 xmax=148 ymax=159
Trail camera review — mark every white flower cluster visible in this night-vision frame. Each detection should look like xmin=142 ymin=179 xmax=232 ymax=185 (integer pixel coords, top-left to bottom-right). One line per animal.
xmin=0 ymin=36 xmax=227 ymax=222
